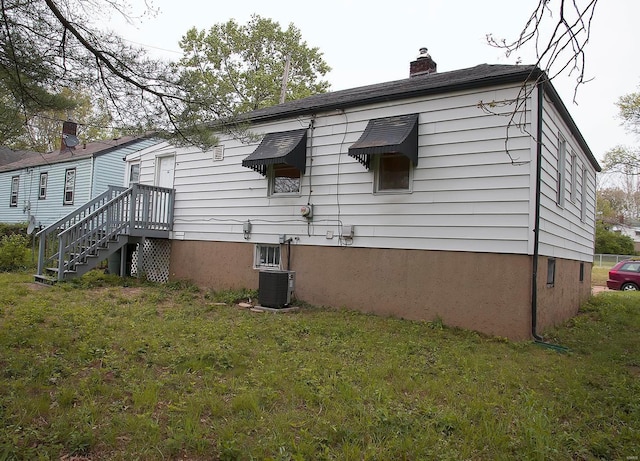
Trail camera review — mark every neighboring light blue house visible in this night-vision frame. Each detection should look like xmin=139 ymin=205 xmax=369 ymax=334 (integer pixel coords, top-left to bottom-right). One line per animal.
xmin=0 ymin=125 xmax=160 ymax=229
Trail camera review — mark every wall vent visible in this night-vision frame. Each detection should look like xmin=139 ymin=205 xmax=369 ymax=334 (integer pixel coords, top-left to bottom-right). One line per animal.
xmin=258 ymin=270 xmax=295 ymax=308
xmin=213 ymin=145 xmax=224 ymax=161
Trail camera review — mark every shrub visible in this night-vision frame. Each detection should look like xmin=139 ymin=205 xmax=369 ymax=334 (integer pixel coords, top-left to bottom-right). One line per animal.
xmin=0 ymin=234 xmax=30 ymax=271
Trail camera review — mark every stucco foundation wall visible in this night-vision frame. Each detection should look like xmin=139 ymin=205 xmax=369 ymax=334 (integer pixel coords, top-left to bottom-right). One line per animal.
xmin=535 ymin=256 xmax=592 ymax=334
xmin=170 ymin=240 xmax=539 ymax=340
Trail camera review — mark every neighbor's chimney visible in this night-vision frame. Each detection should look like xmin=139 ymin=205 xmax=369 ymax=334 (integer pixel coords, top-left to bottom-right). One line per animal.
xmin=410 ymin=47 xmax=437 ymax=77
xmin=60 ymin=120 xmax=78 ymax=152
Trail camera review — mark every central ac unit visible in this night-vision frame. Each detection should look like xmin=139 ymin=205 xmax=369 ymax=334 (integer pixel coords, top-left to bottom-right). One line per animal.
xmin=258 ymin=270 xmax=295 ymax=308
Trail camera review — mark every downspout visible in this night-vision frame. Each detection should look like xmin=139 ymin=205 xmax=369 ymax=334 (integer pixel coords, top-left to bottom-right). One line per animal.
xmin=531 ymin=81 xmax=544 ymax=342
xmin=531 ymin=81 xmax=568 ymax=352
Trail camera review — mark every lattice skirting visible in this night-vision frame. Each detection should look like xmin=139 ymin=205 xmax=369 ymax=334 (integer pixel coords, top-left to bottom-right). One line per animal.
xmin=131 ymin=238 xmax=171 ymax=283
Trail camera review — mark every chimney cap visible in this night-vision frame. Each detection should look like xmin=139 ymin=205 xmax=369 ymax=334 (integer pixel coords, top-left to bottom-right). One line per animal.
xmin=417 ymin=47 xmax=430 ymax=59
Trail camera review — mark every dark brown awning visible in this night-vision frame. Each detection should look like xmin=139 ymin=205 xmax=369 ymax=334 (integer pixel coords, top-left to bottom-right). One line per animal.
xmin=242 ymin=128 xmax=307 ymax=176
xmin=348 ymin=114 xmax=419 ymax=169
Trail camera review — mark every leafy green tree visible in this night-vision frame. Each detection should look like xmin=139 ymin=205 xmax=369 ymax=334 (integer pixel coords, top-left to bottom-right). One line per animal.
xmin=602 ymin=89 xmax=640 ymax=175
xmin=8 ymin=88 xmax=115 ymax=152
xmin=176 ymin=15 xmax=331 ymax=123
xmin=0 ymin=0 xmax=184 ymax=148
xmin=594 ymin=221 xmax=635 ymax=255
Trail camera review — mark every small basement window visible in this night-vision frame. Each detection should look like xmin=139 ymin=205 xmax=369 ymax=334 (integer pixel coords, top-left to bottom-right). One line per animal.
xmin=254 ymin=244 xmax=281 ymax=269
xmin=547 ymin=258 xmax=556 ymax=287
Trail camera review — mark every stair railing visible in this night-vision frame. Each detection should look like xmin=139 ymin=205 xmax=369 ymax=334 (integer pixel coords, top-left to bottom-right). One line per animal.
xmin=36 ymin=184 xmax=174 ymax=280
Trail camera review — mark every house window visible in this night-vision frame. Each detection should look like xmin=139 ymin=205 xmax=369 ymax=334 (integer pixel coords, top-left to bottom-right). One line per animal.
xmin=10 ymin=176 xmax=19 ymax=207
xmin=63 ymin=168 xmax=76 ymax=205
xmin=254 ymin=244 xmax=281 ymax=269
xmin=38 ymin=173 xmax=48 ymax=199
xmin=556 ymin=135 xmax=567 ymax=206
xmin=375 ymin=153 xmax=412 ymax=192
xmin=128 ymin=163 xmax=140 ymax=187
xmin=547 ymin=258 xmax=556 ymax=287
xmin=569 ymin=151 xmax=577 ymax=202
xmin=269 ymin=164 xmax=301 ymax=195
xmin=580 ymin=165 xmax=588 ymax=221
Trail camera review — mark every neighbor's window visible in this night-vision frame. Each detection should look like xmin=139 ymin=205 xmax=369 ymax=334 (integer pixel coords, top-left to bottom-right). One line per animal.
xmin=128 ymin=163 xmax=140 ymax=187
xmin=38 ymin=173 xmax=48 ymax=199
xmin=547 ymin=258 xmax=556 ymax=287
xmin=269 ymin=164 xmax=300 ymax=195
xmin=556 ymin=135 xmax=567 ymax=206
xmin=10 ymin=176 xmax=19 ymax=207
xmin=254 ymin=244 xmax=281 ymax=269
xmin=375 ymin=153 xmax=412 ymax=192
xmin=63 ymin=168 xmax=76 ymax=205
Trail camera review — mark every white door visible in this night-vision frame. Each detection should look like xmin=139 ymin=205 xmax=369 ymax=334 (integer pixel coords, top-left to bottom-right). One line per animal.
xmin=156 ymin=155 xmax=175 ymax=188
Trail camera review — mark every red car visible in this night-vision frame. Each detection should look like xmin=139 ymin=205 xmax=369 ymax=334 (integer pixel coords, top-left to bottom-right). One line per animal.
xmin=606 ymin=260 xmax=640 ymax=291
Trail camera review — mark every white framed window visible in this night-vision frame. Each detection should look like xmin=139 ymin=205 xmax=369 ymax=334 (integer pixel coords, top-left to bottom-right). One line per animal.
xmin=580 ymin=165 xmax=588 ymax=222
xmin=269 ymin=164 xmax=301 ymax=195
xmin=63 ymin=168 xmax=76 ymax=205
xmin=254 ymin=244 xmax=281 ymax=269
xmin=128 ymin=163 xmax=140 ymax=187
xmin=38 ymin=173 xmax=48 ymax=199
xmin=375 ymin=153 xmax=413 ymax=193
xmin=556 ymin=134 xmax=567 ymax=207
xmin=10 ymin=176 xmax=19 ymax=207
xmin=569 ymin=150 xmax=577 ymax=202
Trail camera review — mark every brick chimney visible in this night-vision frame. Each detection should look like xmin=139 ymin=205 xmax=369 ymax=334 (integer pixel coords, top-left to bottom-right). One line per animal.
xmin=410 ymin=47 xmax=437 ymax=77
xmin=60 ymin=120 xmax=78 ymax=152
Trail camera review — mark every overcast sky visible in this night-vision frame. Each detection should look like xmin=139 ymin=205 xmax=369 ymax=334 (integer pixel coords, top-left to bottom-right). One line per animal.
xmin=112 ymin=0 xmax=639 ymax=164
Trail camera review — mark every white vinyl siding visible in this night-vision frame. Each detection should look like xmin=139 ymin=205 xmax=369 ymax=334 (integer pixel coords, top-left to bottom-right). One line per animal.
xmin=137 ymin=85 xmax=538 ymax=255
xmin=537 ymin=89 xmax=596 ymax=262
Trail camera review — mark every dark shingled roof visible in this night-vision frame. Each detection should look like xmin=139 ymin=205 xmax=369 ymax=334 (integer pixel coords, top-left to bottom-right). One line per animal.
xmin=0 ymin=135 xmax=150 ymax=173
xmin=0 ymin=147 xmax=40 ymax=167
xmin=235 ymin=63 xmax=599 ymax=172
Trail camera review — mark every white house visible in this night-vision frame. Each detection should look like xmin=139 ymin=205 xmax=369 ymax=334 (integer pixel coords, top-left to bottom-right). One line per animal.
xmin=123 ymin=55 xmax=599 ymax=340
xmin=0 ymin=123 xmax=160 ymax=229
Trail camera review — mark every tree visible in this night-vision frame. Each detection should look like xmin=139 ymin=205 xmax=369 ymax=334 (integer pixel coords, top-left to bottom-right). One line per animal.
xmin=1 ymin=0 xmax=186 ymax=147
xmin=594 ymin=221 xmax=635 ymax=255
xmin=602 ymin=90 xmax=640 ymax=175
xmin=1 ymin=2 xmax=331 ymax=150
xmin=8 ymin=88 xmax=115 ymax=152
xmin=176 ymin=15 xmax=330 ymax=128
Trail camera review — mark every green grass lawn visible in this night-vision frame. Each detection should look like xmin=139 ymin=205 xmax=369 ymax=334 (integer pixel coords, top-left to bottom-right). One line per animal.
xmin=0 ymin=271 xmax=638 ymax=460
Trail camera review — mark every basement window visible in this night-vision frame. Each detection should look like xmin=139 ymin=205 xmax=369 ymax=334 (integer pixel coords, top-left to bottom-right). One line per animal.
xmin=254 ymin=244 xmax=281 ymax=269
xmin=547 ymin=258 xmax=556 ymax=287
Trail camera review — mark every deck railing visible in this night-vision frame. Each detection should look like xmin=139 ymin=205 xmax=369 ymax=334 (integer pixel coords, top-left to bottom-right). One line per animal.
xmin=36 ymin=184 xmax=174 ymax=280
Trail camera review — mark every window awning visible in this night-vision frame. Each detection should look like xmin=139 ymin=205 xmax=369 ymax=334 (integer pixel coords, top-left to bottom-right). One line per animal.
xmin=348 ymin=113 xmax=419 ymax=169
xmin=242 ymin=128 xmax=307 ymax=176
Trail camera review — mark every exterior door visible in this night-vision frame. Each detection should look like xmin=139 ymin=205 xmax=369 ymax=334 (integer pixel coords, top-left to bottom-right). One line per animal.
xmin=156 ymin=155 xmax=175 ymax=188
